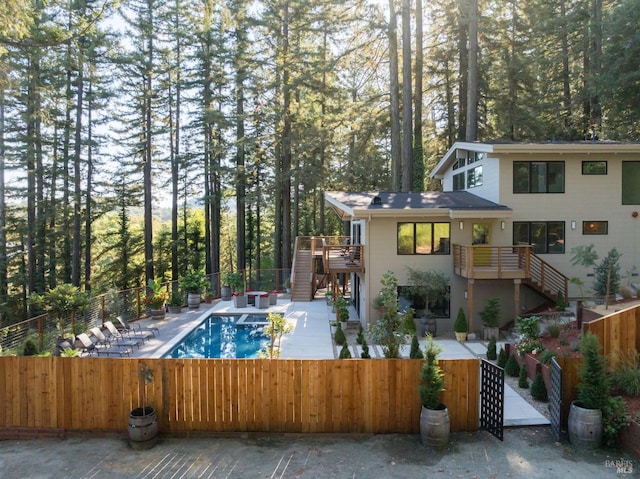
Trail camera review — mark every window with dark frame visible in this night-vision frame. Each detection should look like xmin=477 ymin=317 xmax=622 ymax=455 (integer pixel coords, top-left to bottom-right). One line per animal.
xmin=453 ymin=172 xmax=465 ymax=191
xmin=513 ymin=221 xmax=565 ymax=254
xmin=583 ymin=221 xmax=608 ymax=235
xmin=622 ymin=162 xmax=640 ymax=205
xmin=397 ymin=222 xmax=451 ymax=255
xmin=513 ymin=161 xmax=565 ymax=193
xmin=467 ymin=166 xmax=483 ymax=188
xmin=582 ymin=161 xmax=607 ymax=175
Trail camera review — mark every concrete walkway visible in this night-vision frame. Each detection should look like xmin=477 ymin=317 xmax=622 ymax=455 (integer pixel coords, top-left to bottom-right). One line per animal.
xmin=125 ymin=296 xmax=548 ymax=427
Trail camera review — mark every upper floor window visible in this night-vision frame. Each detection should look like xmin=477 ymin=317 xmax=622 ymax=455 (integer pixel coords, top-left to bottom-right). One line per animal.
xmin=513 ymin=161 xmax=564 ymax=193
xmin=467 ymin=151 xmax=485 ymax=164
xmin=513 ymin=221 xmax=565 ymax=254
xmin=467 ymin=166 xmax=483 ymax=188
xmin=453 ymin=172 xmax=465 ymax=191
xmin=397 ymin=222 xmax=450 ymax=255
xmin=622 ymin=162 xmax=640 ymax=205
xmin=582 ymin=161 xmax=607 ymax=175
xmin=583 ymin=221 xmax=608 ymax=235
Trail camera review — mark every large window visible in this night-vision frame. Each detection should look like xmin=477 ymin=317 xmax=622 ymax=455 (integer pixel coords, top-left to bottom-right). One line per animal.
xmin=467 ymin=166 xmax=483 ymax=188
xmin=513 ymin=161 xmax=564 ymax=193
xmin=453 ymin=172 xmax=465 ymax=191
xmin=397 ymin=222 xmax=450 ymax=255
xmin=513 ymin=221 xmax=565 ymax=254
xmin=398 ymin=286 xmax=450 ymax=318
xmin=622 ymin=162 xmax=640 ymax=204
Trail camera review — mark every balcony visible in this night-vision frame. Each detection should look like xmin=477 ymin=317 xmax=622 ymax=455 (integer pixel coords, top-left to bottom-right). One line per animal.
xmin=452 ymin=244 xmax=530 ymax=280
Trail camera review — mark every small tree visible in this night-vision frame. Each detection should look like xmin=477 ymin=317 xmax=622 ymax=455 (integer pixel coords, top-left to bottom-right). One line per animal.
xmin=418 ymin=335 xmax=445 ymax=410
xmin=334 ymin=322 xmax=346 ymax=345
xmin=368 ymin=271 xmax=406 ymax=358
xmin=410 ymin=334 xmax=424 ymax=359
xmin=497 ymin=347 xmax=507 ymax=368
xmin=577 ymin=332 xmax=609 ymax=410
xmin=530 ymin=373 xmax=548 ymax=401
xmin=486 ymin=336 xmax=497 ymax=360
xmin=518 ymin=365 xmax=529 ymax=389
xmin=505 ymin=354 xmax=520 ymax=377
xmin=593 ymin=248 xmax=621 ymax=302
xmin=454 ymin=307 xmax=468 ymax=334
xmin=29 ymin=283 xmax=91 ymax=336
xmin=406 ymin=267 xmax=450 ymax=316
xmin=480 ymin=297 xmax=500 ymax=328
xmin=360 ymin=338 xmax=371 ymax=358
xmin=261 ymin=313 xmax=293 ymax=358
xmin=339 ymin=343 xmax=352 ymax=359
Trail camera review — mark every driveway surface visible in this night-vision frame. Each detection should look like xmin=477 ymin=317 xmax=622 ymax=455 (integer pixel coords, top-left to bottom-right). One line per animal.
xmin=0 ymin=427 xmax=637 ymax=479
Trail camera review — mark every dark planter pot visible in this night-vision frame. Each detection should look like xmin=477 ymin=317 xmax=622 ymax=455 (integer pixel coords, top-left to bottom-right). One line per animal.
xmin=420 ymin=405 xmax=450 ymax=448
xmin=128 ymin=406 xmax=158 ymax=450
xmin=221 ymin=286 xmax=232 ymax=301
xmin=148 ymin=308 xmax=165 ymax=320
xmin=418 ymin=317 xmax=437 ymax=337
xmin=568 ymin=400 xmax=602 ymax=450
xmin=168 ymin=305 xmax=182 ymax=314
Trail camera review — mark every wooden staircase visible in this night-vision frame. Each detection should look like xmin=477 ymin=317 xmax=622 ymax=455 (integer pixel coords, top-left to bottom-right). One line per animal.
xmin=290 ymin=249 xmax=313 ymax=302
xmin=523 ymin=252 xmax=569 ymax=304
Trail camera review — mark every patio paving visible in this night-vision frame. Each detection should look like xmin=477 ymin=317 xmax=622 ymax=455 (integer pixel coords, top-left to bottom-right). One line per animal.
xmin=124 ymin=295 xmax=548 ymax=427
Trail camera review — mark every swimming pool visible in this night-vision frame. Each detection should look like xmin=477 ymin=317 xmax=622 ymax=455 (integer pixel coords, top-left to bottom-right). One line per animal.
xmin=167 ymin=314 xmax=272 ymax=359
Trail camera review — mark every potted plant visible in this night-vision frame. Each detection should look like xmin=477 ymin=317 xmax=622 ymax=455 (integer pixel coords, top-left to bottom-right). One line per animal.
xmin=454 ymin=307 xmax=468 ymax=341
xmin=128 ymin=363 xmax=158 ymax=450
xmin=168 ymin=290 xmax=183 ymax=314
xmin=418 ymin=335 xmax=449 ymax=447
xmin=203 ymin=290 xmax=215 ymax=304
xmin=568 ymin=332 xmax=609 ymax=449
xmin=143 ymin=278 xmax=168 ymax=320
xmin=325 ymin=290 xmax=334 ymax=305
xmin=480 ymin=297 xmax=501 ymax=340
xmin=338 ymin=307 xmax=349 ymax=329
xmin=222 ymin=271 xmax=244 ymax=299
xmin=180 ymin=269 xmax=207 ymax=309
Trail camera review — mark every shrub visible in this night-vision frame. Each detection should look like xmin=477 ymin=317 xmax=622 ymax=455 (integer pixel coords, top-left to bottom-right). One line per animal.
xmin=486 ymin=336 xmax=497 ymax=360
xmin=22 ymin=339 xmax=39 ymax=356
xmin=516 ymin=315 xmax=541 ymax=340
xmin=480 ymin=297 xmax=501 ymax=328
xmin=555 ymin=290 xmax=566 ymax=311
xmin=539 ymin=350 xmax=557 ymax=365
xmin=505 ymin=354 xmax=520 ymax=377
xmin=339 ymin=343 xmax=352 ymax=359
xmin=577 ymin=332 xmax=609 ymax=410
xmin=409 ymin=334 xmax=424 ymax=359
xmin=609 ymin=352 xmax=640 ymax=397
xmin=334 ymin=323 xmax=346 ymax=346
xmin=530 ymin=373 xmax=548 ymax=401
xmin=454 ymin=307 xmax=468 ymax=333
xmin=518 ymin=365 xmax=529 ymax=389
xmin=497 ymin=347 xmax=507 ymax=368
xmin=356 ymin=324 xmax=364 ymax=345
xmin=545 ymin=320 xmax=562 ymax=339
xmin=402 ymin=309 xmax=416 ymax=335
xmin=619 ymin=285 xmax=634 ymax=299
xmin=360 ymin=338 xmax=371 ymax=359
xmin=602 ymin=396 xmax=630 ymax=448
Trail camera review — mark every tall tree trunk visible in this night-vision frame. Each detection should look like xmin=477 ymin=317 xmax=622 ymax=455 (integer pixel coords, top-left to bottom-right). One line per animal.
xmin=388 ymin=0 xmax=401 ymax=191
xmin=589 ymin=0 xmax=602 ymax=134
xmin=171 ymin=0 xmax=182 ymax=289
xmin=84 ymin=78 xmax=93 ymax=292
xmin=401 ymin=0 xmax=413 ymax=191
xmin=465 ymin=0 xmax=478 ymax=141
xmin=457 ymin=0 xmax=468 ymax=140
xmin=560 ymin=0 xmax=573 ymax=136
xmin=235 ymin=1 xmax=247 ymax=273
xmin=72 ymin=43 xmax=84 ymax=287
xmin=413 ymin=0 xmax=423 ymax=191
xmin=143 ymin=0 xmax=155 ymax=284
xmin=280 ymin=1 xmax=292 ymax=272
xmin=0 ymin=88 xmax=7 ymax=316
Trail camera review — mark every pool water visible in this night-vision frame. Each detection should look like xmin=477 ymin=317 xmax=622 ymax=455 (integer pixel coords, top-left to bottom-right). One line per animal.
xmin=167 ymin=314 xmax=271 ymax=359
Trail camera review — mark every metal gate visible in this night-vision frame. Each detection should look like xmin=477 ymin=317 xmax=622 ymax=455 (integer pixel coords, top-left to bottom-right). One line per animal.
xmin=549 ymin=357 xmax=563 ymax=441
xmin=480 ymin=358 xmax=504 ymax=441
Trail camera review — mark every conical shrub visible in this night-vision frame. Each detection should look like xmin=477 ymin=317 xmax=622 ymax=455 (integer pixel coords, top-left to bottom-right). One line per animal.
xmin=497 ymin=347 xmax=507 ymax=368
xmin=486 ymin=336 xmax=497 ymax=360
xmin=531 ymin=373 xmax=548 ymax=401
xmin=518 ymin=365 xmax=529 ymax=389
xmin=505 ymin=353 xmax=520 ymax=377
xmin=339 ymin=343 xmax=352 ymax=359
xmin=334 ymin=323 xmax=346 ymax=345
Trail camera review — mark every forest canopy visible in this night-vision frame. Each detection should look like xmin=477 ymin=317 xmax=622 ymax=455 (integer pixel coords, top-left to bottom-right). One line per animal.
xmin=0 ymin=0 xmax=636 ymax=324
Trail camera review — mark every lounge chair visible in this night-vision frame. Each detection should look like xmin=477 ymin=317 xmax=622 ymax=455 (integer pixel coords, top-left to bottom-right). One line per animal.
xmin=117 ymin=316 xmax=159 ymax=337
xmin=105 ymin=320 xmax=150 ymax=345
xmin=89 ymin=327 xmax=137 ymax=356
xmin=95 ymin=325 xmax=141 ymax=350
xmin=75 ymin=333 xmax=97 ymax=356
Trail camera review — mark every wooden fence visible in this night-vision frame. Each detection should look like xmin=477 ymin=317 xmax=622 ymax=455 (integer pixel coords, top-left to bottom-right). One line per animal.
xmin=584 ymin=303 xmax=640 ymax=358
xmin=0 ymin=357 xmax=479 ymax=436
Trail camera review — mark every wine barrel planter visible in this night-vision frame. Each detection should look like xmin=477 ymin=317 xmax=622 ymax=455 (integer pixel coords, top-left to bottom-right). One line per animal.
xmin=568 ymin=401 xmax=602 ymax=450
xmin=187 ymin=292 xmax=201 ymax=310
xmin=148 ymin=308 xmax=165 ymax=321
xmin=420 ymin=405 xmax=450 ymax=448
xmin=128 ymin=406 xmax=158 ymax=450
xmin=221 ymin=286 xmax=232 ymax=301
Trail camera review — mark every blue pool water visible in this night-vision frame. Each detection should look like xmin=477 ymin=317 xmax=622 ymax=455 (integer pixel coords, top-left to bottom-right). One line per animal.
xmin=167 ymin=314 xmax=271 ymax=359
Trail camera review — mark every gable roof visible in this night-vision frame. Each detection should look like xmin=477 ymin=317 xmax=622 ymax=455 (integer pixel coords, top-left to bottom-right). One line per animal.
xmin=430 ymin=141 xmax=640 ymax=178
xmin=325 ymin=191 xmax=511 ymax=220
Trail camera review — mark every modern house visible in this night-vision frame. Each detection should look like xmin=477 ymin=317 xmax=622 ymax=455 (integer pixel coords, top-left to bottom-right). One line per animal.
xmin=293 ymin=141 xmax=640 ymax=335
